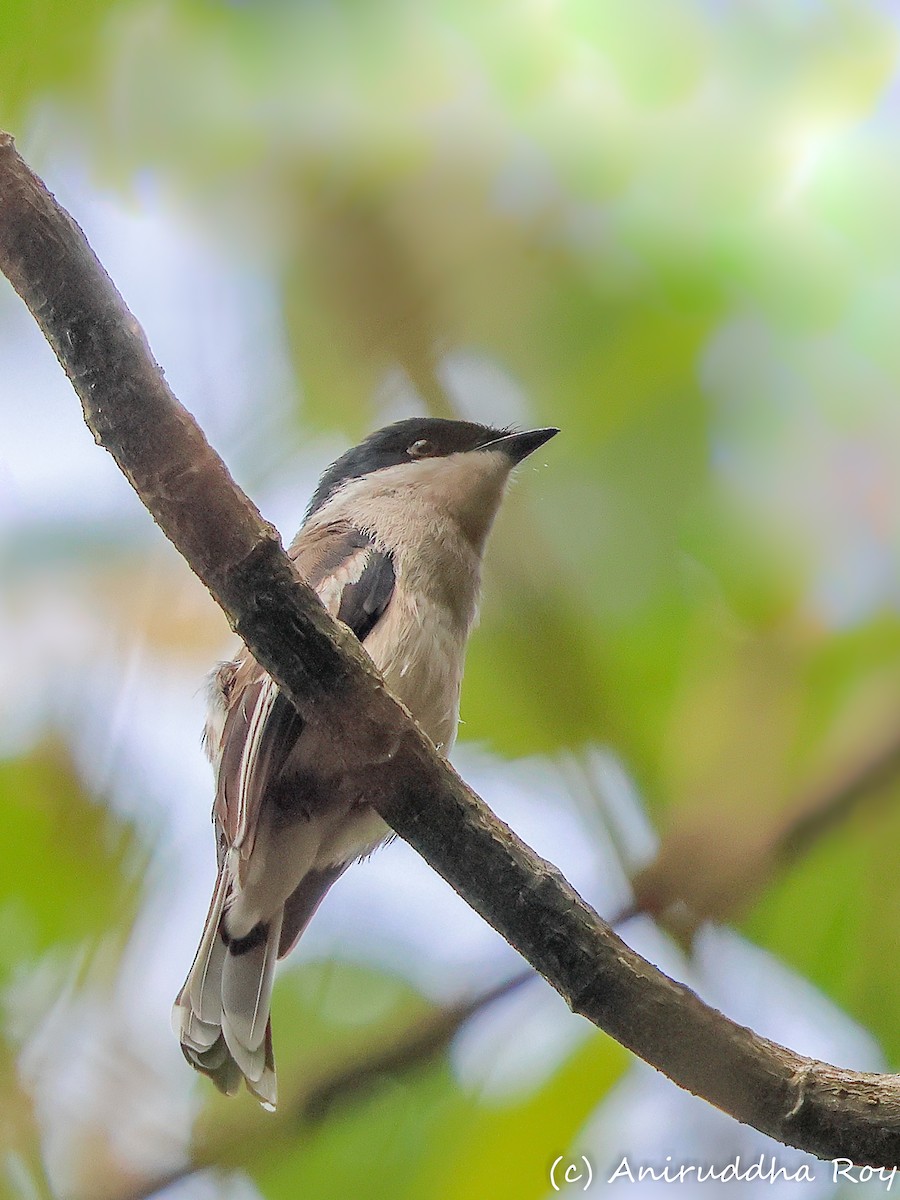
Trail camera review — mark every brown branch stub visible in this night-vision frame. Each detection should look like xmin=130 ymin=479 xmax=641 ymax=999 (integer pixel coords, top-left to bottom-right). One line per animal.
xmin=631 ymin=727 xmax=900 ymax=940
xmin=3 ymin=129 xmax=900 ymax=1167
xmin=775 ymin=732 xmax=900 ymax=868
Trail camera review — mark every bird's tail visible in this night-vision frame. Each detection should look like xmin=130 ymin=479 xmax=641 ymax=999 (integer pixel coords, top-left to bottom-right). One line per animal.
xmin=172 ymin=869 xmax=281 ymax=1109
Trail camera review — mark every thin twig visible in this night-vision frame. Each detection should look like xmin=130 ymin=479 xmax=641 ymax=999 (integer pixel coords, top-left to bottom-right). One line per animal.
xmin=631 ymin=729 xmax=900 ymax=931
xmin=774 ymin=732 xmax=900 ymax=867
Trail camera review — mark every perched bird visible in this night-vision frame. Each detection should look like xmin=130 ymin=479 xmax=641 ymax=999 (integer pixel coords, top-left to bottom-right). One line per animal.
xmin=172 ymin=417 xmax=558 ymax=1107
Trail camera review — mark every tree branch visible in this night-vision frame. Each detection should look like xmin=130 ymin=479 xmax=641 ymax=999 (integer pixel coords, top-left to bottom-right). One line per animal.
xmin=3 ymin=131 xmax=900 ymax=1166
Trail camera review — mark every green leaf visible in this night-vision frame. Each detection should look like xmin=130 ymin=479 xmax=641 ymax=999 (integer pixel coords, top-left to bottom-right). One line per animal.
xmin=0 ymin=742 xmax=142 ymax=980
xmin=417 ymin=1030 xmax=628 ymax=1200
xmin=0 ymin=0 xmax=116 ymax=129
xmin=744 ymin=780 xmax=900 ymax=1064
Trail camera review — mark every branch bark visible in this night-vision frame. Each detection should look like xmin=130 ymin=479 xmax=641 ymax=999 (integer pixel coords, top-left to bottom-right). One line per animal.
xmin=3 ymin=131 xmax=900 ymax=1167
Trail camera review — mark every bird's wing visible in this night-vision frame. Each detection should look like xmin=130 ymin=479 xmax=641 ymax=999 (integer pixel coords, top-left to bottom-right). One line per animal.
xmin=300 ymin=521 xmax=397 ymax=640
xmin=210 ymin=522 xmax=396 ymax=860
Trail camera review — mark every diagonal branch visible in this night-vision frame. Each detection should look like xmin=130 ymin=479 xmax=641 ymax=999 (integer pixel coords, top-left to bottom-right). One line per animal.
xmin=3 ymin=130 xmax=900 ymax=1166
xmin=117 ymin=724 xmax=900 ymax=1200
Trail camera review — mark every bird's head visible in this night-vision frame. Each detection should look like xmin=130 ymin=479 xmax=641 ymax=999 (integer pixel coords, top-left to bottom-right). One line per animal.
xmin=307 ymin=417 xmax=558 ymax=547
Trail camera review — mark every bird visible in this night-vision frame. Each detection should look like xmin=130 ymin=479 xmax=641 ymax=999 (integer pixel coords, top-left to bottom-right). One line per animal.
xmin=172 ymin=416 xmax=558 ymax=1107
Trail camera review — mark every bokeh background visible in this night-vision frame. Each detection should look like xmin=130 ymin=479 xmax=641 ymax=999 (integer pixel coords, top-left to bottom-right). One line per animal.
xmin=3 ymin=1 xmax=900 ymax=1197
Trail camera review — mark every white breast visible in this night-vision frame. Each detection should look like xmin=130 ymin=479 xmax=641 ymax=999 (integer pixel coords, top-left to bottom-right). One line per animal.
xmin=305 ymin=456 xmax=499 ymax=753
xmin=362 ymin=586 xmax=467 ymax=753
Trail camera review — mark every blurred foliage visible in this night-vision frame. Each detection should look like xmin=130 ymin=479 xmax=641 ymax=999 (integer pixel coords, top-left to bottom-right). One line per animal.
xmin=192 ymin=962 xmax=627 ymax=1200
xmin=0 ymin=745 xmax=141 ymax=977
xmin=0 ymin=744 xmax=143 ymax=1198
xmin=3 ymin=0 xmax=900 ymax=1196
xmin=746 ymin=771 xmax=900 ymax=1064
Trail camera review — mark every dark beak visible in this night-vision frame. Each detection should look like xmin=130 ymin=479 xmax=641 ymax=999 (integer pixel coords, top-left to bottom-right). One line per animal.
xmin=481 ymin=427 xmax=559 ymax=464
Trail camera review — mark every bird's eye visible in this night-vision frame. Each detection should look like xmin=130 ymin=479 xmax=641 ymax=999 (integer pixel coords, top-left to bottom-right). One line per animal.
xmin=408 ymin=439 xmax=432 ymax=458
